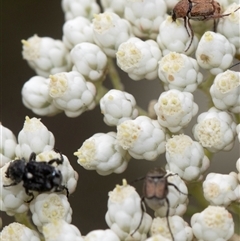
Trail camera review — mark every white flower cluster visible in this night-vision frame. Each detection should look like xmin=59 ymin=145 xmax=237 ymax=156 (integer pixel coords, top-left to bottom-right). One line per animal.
xmin=105 ymin=179 xmax=152 ymax=241
xmin=22 ymin=71 xmax=96 ymax=117
xmin=4 ymin=0 xmax=240 ymax=240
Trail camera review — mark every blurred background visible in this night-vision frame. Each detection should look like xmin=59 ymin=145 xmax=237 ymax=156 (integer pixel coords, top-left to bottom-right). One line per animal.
xmin=1 ymin=0 xmax=239 ymax=235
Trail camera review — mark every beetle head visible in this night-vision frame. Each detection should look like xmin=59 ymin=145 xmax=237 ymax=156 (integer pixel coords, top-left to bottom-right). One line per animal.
xmin=172 ymin=0 xmax=190 ymax=21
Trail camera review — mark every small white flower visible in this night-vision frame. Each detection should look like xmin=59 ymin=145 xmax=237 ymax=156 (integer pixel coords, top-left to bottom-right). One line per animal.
xmin=0 ymin=162 xmax=29 ymax=216
xmin=15 ymin=116 xmax=55 ymax=160
xmin=191 ymin=206 xmax=234 ymax=241
xmin=203 ymin=173 xmax=238 ymax=206
xmin=217 ymin=3 xmax=240 ymax=55
xmin=30 ymin=193 xmax=72 ymax=232
xmin=152 ymin=170 xmax=188 ymax=217
xmin=93 ymin=12 xmax=133 ymax=57
xmin=0 ymin=123 xmax=17 ymax=167
xmin=22 ymin=76 xmax=62 ymax=116
xmin=61 ymin=0 xmax=100 ymax=21
xmin=101 ymin=0 xmax=127 ymax=17
xmin=124 ymin=0 xmax=167 ymax=39
xmin=74 ymin=132 xmax=130 ymax=175
xmin=48 ymin=71 xmax=96 ymax=118
xmin=105 ymin=179 xmax=152 ymax=241
xmin=0 ymin=222 xmax=40 ymax=241
xmin=62 ymin=16 xmax=94 ymax=50
xmin=237 ymin=124 xmax=240 ymax=143
xmin=116 ymin=116 xmax=166 ymax=161
xmin=158 ymin=52 xmax=203 ymax=92
xmin=150 ymin=216 xmax=193 ymax=241
xmin=210 ymin=70 xmax=240 ymax=113
xmin=22 ymin=35 xmax=72 ymax=77
xmin=165 ymin=134 xmax=210 ymax=181
xmin=84 ymin=229 xmax=120 ymax=241
xmin=42 ymin=219 xmax=84 ymax=241
xmin=116 ymin=37 xmax=162 ymax=81
xmin=100 ymin=89 xmax=138 ymax=126
xmin=36 ymin=150 xmax=78 ymax=195
xmin=154 ymin=89 xmax=198 ymax=133
xmin=146 ymin=235 xmax=171 ymax=241
xmin=70 ymin=43 xmax=108 ymax=82
xmin=157 ymin=16 xmax=198 ymax=56
xmin=192 ymin=107 xmax=236 ymax=152
xmin=195 ymin=31 xmax=236 ymax=75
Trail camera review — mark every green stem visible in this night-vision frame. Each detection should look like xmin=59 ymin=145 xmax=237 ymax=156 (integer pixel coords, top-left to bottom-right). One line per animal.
xmin=107 ymin=58 xmax=124 ymax=91
xmin=136 ymin=105 xmax=148 ymax=116
xmin=198 ymin=73 xmax=215 ymax=108
xmin=14 ymin=212 xmax=44 ymax=240
xmin=188 ymin=181 xmax=209 ymax=210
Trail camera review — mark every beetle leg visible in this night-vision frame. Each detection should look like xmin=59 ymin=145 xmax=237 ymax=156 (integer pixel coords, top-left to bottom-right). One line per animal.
xmin=184 ymin=17 xmax=190 ymax=36
xmin=185 ymin=16 xmax=194 ymax=52
xmin=168 ymin=182 xmax=188 ymax=195
xmin=166 ymin=197 xmax=174 ymax=241
xmin=25 ymin=189 xmax=34 ymax=203
xmin=130 ymin=196 xmax=146 ymax=236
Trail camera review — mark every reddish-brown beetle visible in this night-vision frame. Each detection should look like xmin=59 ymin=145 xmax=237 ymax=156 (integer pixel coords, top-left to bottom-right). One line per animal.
xmin=131 ymin=167 xmax=187 ymax=241
xmin=171 ymin=0 xmax=240 ymax=51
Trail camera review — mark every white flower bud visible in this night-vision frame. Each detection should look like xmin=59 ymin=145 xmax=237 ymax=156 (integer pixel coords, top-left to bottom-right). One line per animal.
xmin=48 ymin=71 xmax=96 ymax=118
xmin=151 ymin=216 xmax=193 ymax=241
xmin=36 ymin=150 xmax=78 ymax=195
xmin=165 ymin=134 xmax=210 ymax=181
xmin=0 ymin=124 xmax=17 ymax=167
xmin=210 ymin=70 xmax=240 ymax=113
xmin=217 ymin=3 xmax=240 ymax=55
xmin=101 ymin=0 xmax=127 ymax=17
xmin=116 ymin=37 xmax=162 ymax=81
xmin=61 ymin=0 xmax=100 ymax=21
xmin=22 ymin=35 xmax=72 ymax=77
xmin=116 ymin=116 xmax=166 ymax=161
xmin=237 ymin=124 xmax=240 ymax=143
xmin=158 ymin=52 xmax=203 ymax=92
xmin=30 ymin=193 xmax=72 ymax=232
xmin=70 ymin=43 xmax=108 ymax=82
xmin=203 ymin=173 xmax=238 ymax=206
xmin=191 ymin=206 xmax=234 ymax=241
xmin=84 ymin=229 xmax=120 ymax=241
xmin=124 ymin=0 xmax=167 ymax=39
xmin=146 ymin=235 xmax=171 ymax=241
xmin=100 ymin=89 xmax=138 ymax=126
xmin=195 ymin=31 xmax=236 ymax=75
xmin=192 ymin=107 xmax=236 ymax=152
xmin=93 ymin=12 xmax=133 ymax=57
xmin=105 ymin=179 xmax=152 ymax=241
xmin=0 ymin=222 xmax=40 ymax=241
xmin=22 ymin=76 xmax=62 ymax=116
xmin=157 ymin=16 xmax=198 ymax=56
xmin=154 ymin=89 xmax=198 ymax=133
xmin=74 ymin=132 xmax=130 ymax=175
xmin=153 ymin=171 xmax=188 ymax=217
xmin=42 ymin=220 xmax=84 ymax=241
xmin=62 ymin=16 xmax=94 ymax=50
xmin=15 ymin=116 xmax=55 ymax=160
xmin=0 ymin=162 xmax=29 ymax=215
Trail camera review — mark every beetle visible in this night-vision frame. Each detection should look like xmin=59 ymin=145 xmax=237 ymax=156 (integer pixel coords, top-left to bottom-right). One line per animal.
xmin=3 ymin=150 xmax=69 ymax=202
xmin=171 ymin=0 xmax=240 ymax=51
xmin=131 ymin=167 xmax=187 ymax=241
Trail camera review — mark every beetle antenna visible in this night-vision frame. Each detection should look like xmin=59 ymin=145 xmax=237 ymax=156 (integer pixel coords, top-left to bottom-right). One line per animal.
xmin=229 ymin=62 xmax=240 ymax=69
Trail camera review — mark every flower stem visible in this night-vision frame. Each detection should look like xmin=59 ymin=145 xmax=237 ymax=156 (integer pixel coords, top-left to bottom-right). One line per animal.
xmin=107 ymin=57 xmax=124 ymax=91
